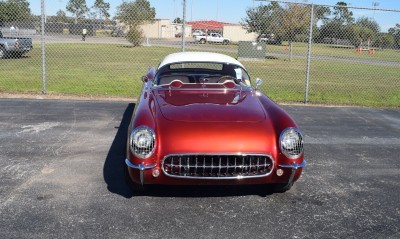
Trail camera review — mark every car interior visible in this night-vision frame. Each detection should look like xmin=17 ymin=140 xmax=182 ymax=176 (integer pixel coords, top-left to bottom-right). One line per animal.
xmin=155 ymin=63 xmax=249 ymax=86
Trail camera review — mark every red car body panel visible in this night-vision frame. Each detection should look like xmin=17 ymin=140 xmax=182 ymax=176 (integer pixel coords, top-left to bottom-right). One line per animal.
xmin=126 ymin=52 xmax=305 ymax=189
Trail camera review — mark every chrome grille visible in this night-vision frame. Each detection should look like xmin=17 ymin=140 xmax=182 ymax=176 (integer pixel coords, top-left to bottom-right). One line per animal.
xmin=162 ymin=154 xmax=273 ymax=179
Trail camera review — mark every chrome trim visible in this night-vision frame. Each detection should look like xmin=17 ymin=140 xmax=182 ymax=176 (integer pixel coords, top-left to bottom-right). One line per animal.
xmin=278 ymin=160 xmax=307 ymax=169
xmin=279 ymin=160 xmax=307 ymax=188
xmin=125 ymin=159 xmax=156 ymax=186
xmin=161 ymin=153 xmax=274 ymax=180
xmin=279 ymin=128 xmax=304 ymax=159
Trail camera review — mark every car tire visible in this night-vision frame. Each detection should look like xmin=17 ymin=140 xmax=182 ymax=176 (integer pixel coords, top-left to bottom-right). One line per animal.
xmin=223 ymin=40 xmax=229 ymax=45
xmin=0 ymin=46 xmax=5 ymax=59
xmin=273 ymin=182 xmax=293 ymax=193
xmin=199 ymin=38 xmax=206 ymax=44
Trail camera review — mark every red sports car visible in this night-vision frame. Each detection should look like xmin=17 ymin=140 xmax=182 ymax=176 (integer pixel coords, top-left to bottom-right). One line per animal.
xmin=125 ymin=52 xmax=305 ymax=192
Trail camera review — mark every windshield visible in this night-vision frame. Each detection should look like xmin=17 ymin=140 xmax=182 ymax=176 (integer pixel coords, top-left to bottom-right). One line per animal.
xmin=154 ymin=62 xmax=251 ymax=87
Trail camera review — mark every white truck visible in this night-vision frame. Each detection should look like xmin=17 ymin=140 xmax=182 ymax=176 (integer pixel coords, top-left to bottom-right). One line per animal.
xmin=0 ymin=30 xmax=33 ymax=59
xmin=195 ymin=33 xmax=230 ymax=44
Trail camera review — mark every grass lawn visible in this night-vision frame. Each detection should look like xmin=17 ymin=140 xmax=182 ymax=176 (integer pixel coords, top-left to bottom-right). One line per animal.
xmin=265 ymin=42 xmax=400 ymax=63
xmin=0 ymin=43 xmax=399 ymax=107
xmin=206 ymin=41 xmax=400 ymax=63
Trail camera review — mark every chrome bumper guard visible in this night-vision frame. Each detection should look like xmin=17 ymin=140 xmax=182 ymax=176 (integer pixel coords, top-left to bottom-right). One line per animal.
xmin=278 ymin=160 xmax=307 ymax=187
xmin=125 ymin=159 xmax=156 ymax=186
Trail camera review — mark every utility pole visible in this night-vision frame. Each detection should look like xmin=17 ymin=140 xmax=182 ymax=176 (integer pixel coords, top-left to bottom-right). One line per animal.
xmin=372 ymin=1 xmax=380 ymax=19
xmin=41 ymin=0 xmax=46 ymax=94
xmin=182 ymin=0 xmax=186 ymax=52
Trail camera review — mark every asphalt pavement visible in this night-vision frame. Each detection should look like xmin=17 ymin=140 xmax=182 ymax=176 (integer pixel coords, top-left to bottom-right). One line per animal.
xmin=0 ymin=99 xmax=399 ymax=238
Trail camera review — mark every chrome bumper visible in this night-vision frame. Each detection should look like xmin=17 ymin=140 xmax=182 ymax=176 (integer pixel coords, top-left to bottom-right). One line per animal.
xmin=125 ymin=158 xmax=306 ymax=187
xmin=125 ymin=159 xmax=156 ymax=186
xmin=278 ymin=160 xmax=307 ymax=187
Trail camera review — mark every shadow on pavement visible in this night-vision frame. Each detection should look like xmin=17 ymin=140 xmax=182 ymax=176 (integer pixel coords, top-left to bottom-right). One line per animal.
xmin=103 ymin=103 xmax=135 ymax=198
xmin=139 ymin=185 xmax=275 ymax=198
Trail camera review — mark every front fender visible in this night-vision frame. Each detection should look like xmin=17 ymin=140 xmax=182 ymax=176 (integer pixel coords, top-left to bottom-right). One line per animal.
xmin=257 ymin=93 xmax=304 ymax=166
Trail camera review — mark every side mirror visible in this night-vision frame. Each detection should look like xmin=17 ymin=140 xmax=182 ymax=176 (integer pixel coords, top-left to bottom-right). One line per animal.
xmin=142 ymin=67 xmax=155 ymax=83
xmin=255 ymin=78 xmax=263 ymax=89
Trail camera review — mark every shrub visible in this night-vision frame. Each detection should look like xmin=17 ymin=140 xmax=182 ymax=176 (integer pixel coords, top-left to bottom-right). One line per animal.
xmin=126 ymin=26 xmax=144 ymax=47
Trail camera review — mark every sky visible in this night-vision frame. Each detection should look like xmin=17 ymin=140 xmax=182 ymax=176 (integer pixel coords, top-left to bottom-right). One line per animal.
xmin=27 ymin=0 xmax=400 ymax=32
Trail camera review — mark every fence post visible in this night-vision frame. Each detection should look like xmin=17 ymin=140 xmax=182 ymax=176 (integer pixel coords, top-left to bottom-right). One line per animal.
xmin=304 ymin=4 xmax=314 ymax=104
xmin=181 ymin=0 xmax=186 ymax=52
xmin=41 ymin=0 xmax=46 ymax=95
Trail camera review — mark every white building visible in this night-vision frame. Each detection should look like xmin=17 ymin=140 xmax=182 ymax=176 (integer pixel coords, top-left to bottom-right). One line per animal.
xmin=140 ymin=19 xmax=192 ymax=38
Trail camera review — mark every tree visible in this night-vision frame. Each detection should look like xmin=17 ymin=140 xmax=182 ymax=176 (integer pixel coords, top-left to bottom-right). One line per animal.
xmin=388 ymin=23 xmax=400 ymax=49
xmin=115 ymin=0 xmax=155 ymax=47
xmin=173 ymin=17 xmax=182 ymax=24
xmin=66 ymin=0 xmax=88 ymax=24
xmin=54 ymin=10 xmax=68 ymax=23
xmin=275 ymin=4 xmax=310 ymax=43
xmin=319 ymin=20 xmax=346 ymax=40
xmin=242 ymin=2 xmax=316 ymax=61
xmin=356 ymin=17 xmax=380 ymax=35
xmin=346 ymin=25 xmax=375 ymax=44
xmin=0 ymin=0 xmax=32 ymax=23
xmin=374 ymin=33 xmax=394 ymax=49
xmin=93 ymin=0 xmax=110 ymax=20
xmin=314 ymin=6 xmax=331 ymax=23
xmin=241 ymin=2 xmax=282 ymax=36
xmin=318 ymin=2 xmax=359 ymax=43
xmin=333 ymin=1 xmax=354 ymax=25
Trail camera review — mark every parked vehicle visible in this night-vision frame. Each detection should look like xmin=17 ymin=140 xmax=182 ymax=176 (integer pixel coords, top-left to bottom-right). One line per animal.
xmin=195 ymin=33 xmax=230 ymax=44
xmin=257 ymin=34 xmax=282 ymax=45
xmin=111 ymin=27 xmax=127 ymax=37
xmin=125 ymin=52 xmax=306 ymax=193
xmin=192 ymin=30 xmax=205 ymax=37
xmin=0 ymin=30 xmax=32 ymax=58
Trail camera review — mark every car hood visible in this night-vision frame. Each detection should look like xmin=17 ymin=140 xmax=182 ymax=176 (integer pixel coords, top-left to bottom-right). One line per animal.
xmin=154 ymin=89 xmax=266 ymax=123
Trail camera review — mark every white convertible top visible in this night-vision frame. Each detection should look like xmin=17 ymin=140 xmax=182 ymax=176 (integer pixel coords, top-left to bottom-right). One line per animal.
xmin=158 ymin=52 xmax=246 ymax=70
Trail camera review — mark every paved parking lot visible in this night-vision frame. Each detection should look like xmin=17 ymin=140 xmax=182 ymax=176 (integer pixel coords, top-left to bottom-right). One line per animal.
xmin=0 ymin=99 xmax=399 ymax=238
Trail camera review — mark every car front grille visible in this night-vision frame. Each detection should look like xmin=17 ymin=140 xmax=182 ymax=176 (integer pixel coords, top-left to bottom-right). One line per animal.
xmin=162 ymin=154 xmax=273 ymax=179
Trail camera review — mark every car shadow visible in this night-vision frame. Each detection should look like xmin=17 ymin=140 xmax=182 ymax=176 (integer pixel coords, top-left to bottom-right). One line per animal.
xmin=103 ymin=103 xmax=135 ymax=198
xmin=139 ymin=185 xmax=275 ymax=198
xmin=103 ymin=103 xmax=276 ymax=198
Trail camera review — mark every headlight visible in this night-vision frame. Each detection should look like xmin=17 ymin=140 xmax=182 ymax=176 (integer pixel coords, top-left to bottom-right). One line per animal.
xmin=129 ymin=126 xmax=156 ymax=159
xmin=279 ymin=128 xmax=304 ymax=159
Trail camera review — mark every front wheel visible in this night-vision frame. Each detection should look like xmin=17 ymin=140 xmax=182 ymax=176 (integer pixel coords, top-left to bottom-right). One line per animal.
xmin=199 ymin=38 xmax=206 ymax=44
xmin=223 ymin=40 xmax=229 ymax=45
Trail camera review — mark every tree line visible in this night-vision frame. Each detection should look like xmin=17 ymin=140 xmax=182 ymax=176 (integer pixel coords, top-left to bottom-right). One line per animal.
xmin=1 ymin=0 xmax=399 ymax=48
xmin=242 ymin=1 xmax=400 ymax=49
xmin=0 ymin=0 xmax=155 ymax=46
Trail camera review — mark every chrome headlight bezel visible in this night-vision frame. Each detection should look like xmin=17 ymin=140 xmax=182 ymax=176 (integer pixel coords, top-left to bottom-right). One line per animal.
xmin=129 ymin=126 xmax=156 ymax=159
xmin=279 ymin=128 xmax=304 ymax=159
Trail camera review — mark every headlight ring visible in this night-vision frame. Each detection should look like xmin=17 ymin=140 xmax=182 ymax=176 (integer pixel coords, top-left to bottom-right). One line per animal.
xmin=129 ymin=126 xmax=156 ymax=159
xmin=279 ymin=128 xmax=304 ymax=159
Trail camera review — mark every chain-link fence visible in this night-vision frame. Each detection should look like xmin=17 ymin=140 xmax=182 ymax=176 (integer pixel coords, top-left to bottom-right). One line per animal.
xmin=0 ymin=0 xmax=399 ymax=107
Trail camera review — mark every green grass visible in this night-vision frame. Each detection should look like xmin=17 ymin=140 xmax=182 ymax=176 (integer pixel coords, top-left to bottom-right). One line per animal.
xmin=265 ymin=42 xmax=400 ymax=63
xmin=201 ymin=41 xmax=400 ymax=63
xmin=0 ymin=43 xmax=399 ymax=107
